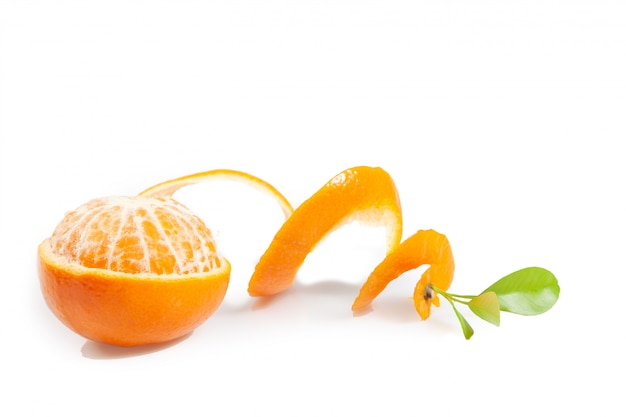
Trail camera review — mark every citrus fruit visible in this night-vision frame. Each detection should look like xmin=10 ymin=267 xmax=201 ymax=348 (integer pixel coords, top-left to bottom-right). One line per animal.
xmin=38 ymin=196 xmax=231 ymax=347
xmin=352 ymin=229 xmax=455 ymax=320
xmin=247 ymin=166 xmax=403 ymax=297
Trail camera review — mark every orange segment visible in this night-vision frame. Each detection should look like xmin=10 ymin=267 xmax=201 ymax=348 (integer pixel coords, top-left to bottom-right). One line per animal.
xmin=37 ymin=196 xmax=230 ymax=347
xmin=352 ymin=229 xmax=454 ymax=320
xmin=137 ymin=168 xmax=293 ymax=219
xmin=248 ymin=166 xmax=403 ymax=297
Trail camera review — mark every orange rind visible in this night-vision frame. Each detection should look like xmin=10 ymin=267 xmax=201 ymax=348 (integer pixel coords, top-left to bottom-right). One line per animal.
xmin=248 ymin=166 xmax=403 ymax=297
xmin=352 ymin=229 xmax=455 ymax=319
xmin=138 ymin=168 xmax=293 ymax=219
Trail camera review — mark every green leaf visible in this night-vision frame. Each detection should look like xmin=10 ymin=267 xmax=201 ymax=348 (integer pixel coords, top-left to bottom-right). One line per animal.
xmin=468 ymin=291 xmax=500 ymax=326
xmin=482 ymin=267 xmax=560 ymax=316
xmin=451 ymin=302 xmax=474 ymax=340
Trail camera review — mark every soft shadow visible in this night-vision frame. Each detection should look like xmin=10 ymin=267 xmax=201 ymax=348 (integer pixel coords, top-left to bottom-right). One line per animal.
xmin=299 ymin=279 xmax=360 ymax=297
xmin=351 ymin=305 xmax=374 ymax=317
xmin=241 ymin=277 xmax=425 ymax=324
xmin=250 ymin=279 xmax=360 ymax=311
xmin=216 ymin=297 xmax=257 ymax=314
xmin=351 ymin=293 xmax=423 ymax=324
xmin=293 ymin=278 xmax=419 ymax=323
xmin=250 ymin=289 xmax=293 ymax=311
xmin=81 ymin=332 xmax=192 ymax=360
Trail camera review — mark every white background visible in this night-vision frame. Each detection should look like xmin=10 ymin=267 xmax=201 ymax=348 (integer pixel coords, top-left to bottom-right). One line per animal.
xmin=1 ymin=1 xmax=624 ymax=415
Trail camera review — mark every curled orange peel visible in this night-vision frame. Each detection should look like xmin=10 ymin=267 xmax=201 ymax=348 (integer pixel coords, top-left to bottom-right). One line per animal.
xmin=352 ymin=229 xmax=455 ymax=320
xmin=38 ymin=164 xmax=457 ymax=346
xmin=135 ymin=167 xmax=453 ymax=320
xmin=137 ymin=168 xmax=294 ymax=219
xmin=247 ymin=166 xmax=403 ymax=297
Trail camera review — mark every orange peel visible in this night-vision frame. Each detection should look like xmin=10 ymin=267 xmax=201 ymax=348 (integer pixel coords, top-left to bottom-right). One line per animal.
xmin=248 ymin=166 xmax=403 ymax=297
xmin=138 ymin=168 xmax=293 ymax=219
xmin=352 ymin=229 xmax=455 ymax=319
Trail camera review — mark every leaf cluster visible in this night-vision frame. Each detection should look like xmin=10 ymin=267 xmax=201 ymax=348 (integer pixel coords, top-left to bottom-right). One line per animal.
xmin=433 ymin=267 xmax=560 ymax=340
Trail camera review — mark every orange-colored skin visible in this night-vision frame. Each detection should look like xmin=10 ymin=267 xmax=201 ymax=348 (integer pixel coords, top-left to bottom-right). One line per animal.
xmin=248 ymin=166 xmax=402 ymax=297
xmin=138 ymin=168 xmax=294 ymax=219
xmin=38 ymin=241 xmax=230 ymax=347
xmin=37 ymin=195 xmax=232 ymax=347
xmin=352 ymin=229 xmax=454 ymax=320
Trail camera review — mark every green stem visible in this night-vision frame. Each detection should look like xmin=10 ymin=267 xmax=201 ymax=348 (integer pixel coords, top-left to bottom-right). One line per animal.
xmin=430 ymin=284 xmax=474 ymax=340
xmin=431 ymin=285 xmax=477 ymax=305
